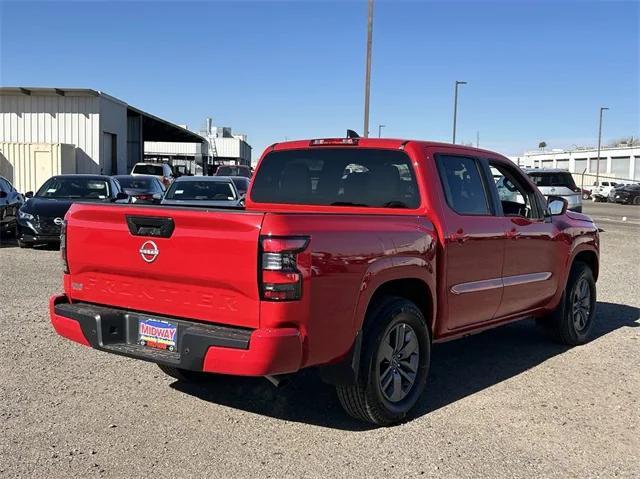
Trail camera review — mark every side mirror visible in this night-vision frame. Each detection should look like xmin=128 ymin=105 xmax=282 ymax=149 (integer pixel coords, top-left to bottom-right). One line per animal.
xmin=25 ymin=191 xmax=34 ymax=199
xmin=0 ymin=191 xmax=7 ymax=198
xmin=547 ymin=195 xmax=568 ymax=216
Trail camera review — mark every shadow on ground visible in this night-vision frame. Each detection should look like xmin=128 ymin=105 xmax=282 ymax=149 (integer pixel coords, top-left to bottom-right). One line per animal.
xmin=171 ymin=302 xmax=639 ymax=430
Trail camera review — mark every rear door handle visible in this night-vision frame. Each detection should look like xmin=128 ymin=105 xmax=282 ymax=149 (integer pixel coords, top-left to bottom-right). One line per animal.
xmin=506 ymin=228 xmax=519 ymax=239
xmin=451 ymin=228 xmax=469 ymax=244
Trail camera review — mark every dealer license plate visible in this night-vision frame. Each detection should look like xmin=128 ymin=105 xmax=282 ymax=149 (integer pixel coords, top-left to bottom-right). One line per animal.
xmin=137 ymin=318 xmax=178 ymax=352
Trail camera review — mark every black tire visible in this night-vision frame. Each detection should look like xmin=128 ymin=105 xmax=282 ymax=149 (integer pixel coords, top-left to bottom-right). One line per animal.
xmin=537 ymin=262 xmax=596 ymax=346
xmin=157 ymin=364 xmax=210 ymax=382
xmin=336 ymin=297 xmax=430 ymax=426
xmin=17 ymin=239 xmax=33 ymax=249
xmin=633 ymin=196 xmax=640 ymax=206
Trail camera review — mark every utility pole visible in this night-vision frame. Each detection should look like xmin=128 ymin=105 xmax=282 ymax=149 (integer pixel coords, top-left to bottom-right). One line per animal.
xmin=363 ymin=0 xmax=374 ymax=137
xmin=378 ymin=124 xmax=385 ymax=138
xmin=595 ymin=107 xmax=608 ymax=184
xmin=452 ymin=80 xmax=467 ymax=144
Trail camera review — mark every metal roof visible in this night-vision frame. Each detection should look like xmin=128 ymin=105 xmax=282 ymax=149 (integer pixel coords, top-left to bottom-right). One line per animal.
xmin=0 ymin=86 xmax=204 ymax=144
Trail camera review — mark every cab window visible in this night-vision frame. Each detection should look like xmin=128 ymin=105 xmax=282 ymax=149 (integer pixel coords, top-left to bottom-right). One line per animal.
xmin=490 ymin=162 xmax=543 ymax=219
xmin=436 ymin=155 xmax=491 ymax=215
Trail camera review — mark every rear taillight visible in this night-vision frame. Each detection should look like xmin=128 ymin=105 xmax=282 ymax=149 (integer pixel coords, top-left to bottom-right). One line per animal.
xmin=60 ymin=220 xmax=69 ymax=274
xmin=135 ymin=194 xmax=153 ymax=201
xmin=162 ymin=177 xmax=171 ymax=187
xmin=571 ymin=186 xmax=581 ymax=193
xmin=260 ymin=236 xmax=310 ymax=301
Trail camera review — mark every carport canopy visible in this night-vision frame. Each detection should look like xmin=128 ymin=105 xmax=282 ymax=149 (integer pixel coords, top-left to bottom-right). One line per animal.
xmin=127 ymin=106 xmax=204 ymax=144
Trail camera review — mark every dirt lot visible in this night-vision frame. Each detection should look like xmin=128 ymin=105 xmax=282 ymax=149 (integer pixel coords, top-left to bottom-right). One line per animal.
xmin=1 ymin=202 xmax=638 ymax=478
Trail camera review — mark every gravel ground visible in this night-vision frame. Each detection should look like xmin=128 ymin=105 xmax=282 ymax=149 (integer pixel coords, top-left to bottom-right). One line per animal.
xmin=1 ymin=202 xmax=638 ymax=478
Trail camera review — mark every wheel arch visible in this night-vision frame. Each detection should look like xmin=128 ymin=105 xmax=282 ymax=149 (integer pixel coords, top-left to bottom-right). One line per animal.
xmin=572 ymin=249 xmax=599 ymax=282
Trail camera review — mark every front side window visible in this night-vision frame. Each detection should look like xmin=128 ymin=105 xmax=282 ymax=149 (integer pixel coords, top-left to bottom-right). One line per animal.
xmin=491 ymin=163 xmax=541 ymax=219
xmin=436 ymin=155 xmax=490 ymax=215
xmin=251 ymin=148 xmax=420 ymax=208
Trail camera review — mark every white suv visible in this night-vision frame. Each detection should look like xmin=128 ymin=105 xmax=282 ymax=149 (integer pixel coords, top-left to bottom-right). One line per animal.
xmin=131 ymin=163 xmax=175 ymax=189
xmin=525 ymin=169 xmax=583 ymax=212
xmin=590 ymin=180 xmax=619 ymax=202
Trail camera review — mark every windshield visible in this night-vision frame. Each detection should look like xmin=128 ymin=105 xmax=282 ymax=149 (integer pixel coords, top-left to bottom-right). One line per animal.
xmin=250 ymin=148 xmax=420 ymax=208
xmin=165 ymin=180 xmax=237 ymax=201
xmin=36 ymin=177 xmax=110 ymax=199
xmin=528 ymin=172 xmax=577 ymax=189
xmin=133 ymin=164 xmax=164 ymax=176
xmin=115 ymin=176 xmax=154 ymax=189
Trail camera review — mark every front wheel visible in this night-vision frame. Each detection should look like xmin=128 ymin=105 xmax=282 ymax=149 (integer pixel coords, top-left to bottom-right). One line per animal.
xmin=537 ymin=262 xmax=596 ymax=346
xmin=336 ymin=297 xmax=430 ymax=426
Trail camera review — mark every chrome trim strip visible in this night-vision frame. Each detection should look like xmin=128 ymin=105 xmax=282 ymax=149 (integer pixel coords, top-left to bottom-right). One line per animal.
xmin=451 ymin=272 xmax=552 ymax=295
xmin=451 ymin=278 xmax=503 ymax=295
xmin=502 ymin=272 xmax=552 ymax=288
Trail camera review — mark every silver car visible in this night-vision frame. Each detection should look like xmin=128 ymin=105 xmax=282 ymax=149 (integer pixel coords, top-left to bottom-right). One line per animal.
xmin=524 ymin=168 xmax=583 ymax=213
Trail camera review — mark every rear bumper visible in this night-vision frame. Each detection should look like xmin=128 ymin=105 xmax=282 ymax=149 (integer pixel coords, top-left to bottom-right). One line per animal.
xmin=49 ymin=294 xmax=304 ymax=376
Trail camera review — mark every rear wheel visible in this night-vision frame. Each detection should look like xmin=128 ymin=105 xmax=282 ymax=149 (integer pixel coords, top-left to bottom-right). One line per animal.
xmin=537 ymin=262 xmax=596 ymax=346
xmin=336 ymin=297 xmax=430 ymax=426
xmin=633 ymin=196 xmax=640 ymax=205
xmin=157 ymin=364 xmax=210 ymax=382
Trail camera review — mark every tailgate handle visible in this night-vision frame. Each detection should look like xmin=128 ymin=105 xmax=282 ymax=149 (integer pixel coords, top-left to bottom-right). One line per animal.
xmin=126 ymin=216 xmax=175 ymax=238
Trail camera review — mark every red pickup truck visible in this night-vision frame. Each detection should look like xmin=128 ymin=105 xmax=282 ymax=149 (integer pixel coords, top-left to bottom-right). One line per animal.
xmin=50 ymin=138 xmax=599 ymax=425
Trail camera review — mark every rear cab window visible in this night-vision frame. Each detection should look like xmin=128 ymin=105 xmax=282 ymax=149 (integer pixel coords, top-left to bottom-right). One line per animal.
xmin=250 ymin=148 xmax=421 ymax=209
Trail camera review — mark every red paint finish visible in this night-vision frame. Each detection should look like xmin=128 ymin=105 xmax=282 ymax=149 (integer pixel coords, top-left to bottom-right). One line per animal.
xmin=49 ymin=295 xmax=90 ymax=347
xmin=51 ymin=138 xmax=599 ymax=376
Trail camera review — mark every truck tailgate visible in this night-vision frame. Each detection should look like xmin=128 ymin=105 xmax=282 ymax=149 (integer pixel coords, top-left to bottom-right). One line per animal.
xmin=64 ymin=204 xmax=264 ymax=329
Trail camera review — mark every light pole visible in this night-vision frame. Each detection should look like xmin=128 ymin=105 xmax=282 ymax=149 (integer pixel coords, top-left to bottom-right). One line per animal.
xmin=595 ymin=107 xmax=608 ymax=184
xmin=363 ymin=0 xmax=374 ymax=137
xmin=452 ymin=80 xmax=467 ymax=144
xmin=378 ymin=124 xmax=385 ymax=138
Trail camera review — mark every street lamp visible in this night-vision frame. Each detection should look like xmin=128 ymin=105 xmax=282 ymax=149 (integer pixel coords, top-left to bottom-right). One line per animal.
xmin=363 ymin=0 xmax=375 ymax=138
xmin=595 ymin=107 xmax=609 ymax=184
xmin=378 ymin=124 xmax=385 ymax=138
xmin=452 ymin=80 xmax=467 ymax=144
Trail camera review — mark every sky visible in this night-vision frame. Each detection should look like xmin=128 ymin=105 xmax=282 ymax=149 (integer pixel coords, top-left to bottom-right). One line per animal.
xmin=1 ymin=0 xmax=638 ymax=160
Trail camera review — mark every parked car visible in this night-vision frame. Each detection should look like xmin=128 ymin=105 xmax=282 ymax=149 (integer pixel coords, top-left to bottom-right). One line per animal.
xmin=610 ymin=183 xmax=640 ymax=205
xmin=590 ymin=180 xmax=619 ymax=202
xmin=131 ymin=162 xmax=175 ymax=188
xmin=50 ymin=138 xmax=599 ymax=425
xmin=113 ymin=175 xmax=165 ymax=204
xmin=228 ymin=176 xmax=250 ymax=197
xmin=17 ymin=175 xmax=128 ymax=248
xmin=524 ymin=169 xmax=583 ymax=212
xmin=0 ymin=176 xmax=24 ymax=237
xmin=581 ymin=188 xmax=591 ymax=200
xmin=215 ymin=165 xmax=252 ymax=178
xmin=161 ymin=176 xmax=242 ymax=208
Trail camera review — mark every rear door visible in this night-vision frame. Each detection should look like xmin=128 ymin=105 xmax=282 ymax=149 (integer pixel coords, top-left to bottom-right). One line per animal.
xmin=65 ymin=204 xmax=264 ymax=328
xmin=434 ymin=153 xmax=505 ymax=330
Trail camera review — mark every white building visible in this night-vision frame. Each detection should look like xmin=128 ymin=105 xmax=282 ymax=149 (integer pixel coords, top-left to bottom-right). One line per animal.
xmin=0 ymin=87 xmax=204 ymax=191
xmin=512 ymin=145 xmax=640 ymax=186
xmin=144 ymin=119 xmax=252 ymax=174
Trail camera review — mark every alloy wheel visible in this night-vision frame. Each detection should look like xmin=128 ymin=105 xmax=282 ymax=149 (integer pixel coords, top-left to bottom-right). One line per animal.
xmin=377 ymin=322 xmax=420 ymax=402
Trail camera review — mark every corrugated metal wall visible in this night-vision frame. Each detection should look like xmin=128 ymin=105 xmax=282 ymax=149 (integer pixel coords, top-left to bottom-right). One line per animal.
xmin=0 ymin=94 xmax=101 ymax=170
xmin=0 ymin=142 xmax=76 ymax=193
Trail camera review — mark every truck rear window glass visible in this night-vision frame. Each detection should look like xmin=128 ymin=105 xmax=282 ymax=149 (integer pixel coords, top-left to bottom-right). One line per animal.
xmin=165 ymin=180 xmax=237 ymax=201
xmin=250 ymin=149 xmax=420 ymax=208
xmin=133 ymin=164 xmax=164 ymax=176
xmin=528 ymin=172 xmax=577 ymax=189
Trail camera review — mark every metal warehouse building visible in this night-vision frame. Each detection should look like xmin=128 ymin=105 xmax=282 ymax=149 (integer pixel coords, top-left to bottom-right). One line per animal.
xmin=0 ymin=87 xmax=204 ymax=192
